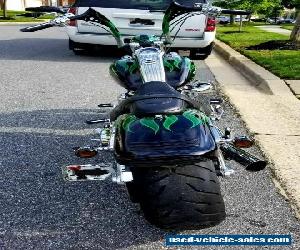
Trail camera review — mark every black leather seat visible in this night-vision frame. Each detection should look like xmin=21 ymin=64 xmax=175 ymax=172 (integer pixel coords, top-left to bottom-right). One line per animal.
xmin=110 ymin=81 xmax=202 ymax=120
xmin=129 ymin=81 xmax=187 ymax=116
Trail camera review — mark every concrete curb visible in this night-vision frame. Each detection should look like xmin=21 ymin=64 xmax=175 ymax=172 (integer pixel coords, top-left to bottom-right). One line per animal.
xmin=206 ymin=46 xmax=300 ymax=219
xmin=214 ymin=39 xmax=294 ymax=97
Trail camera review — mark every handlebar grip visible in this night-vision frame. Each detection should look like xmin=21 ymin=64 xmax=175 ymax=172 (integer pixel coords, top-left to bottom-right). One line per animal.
xmin=172 ymin=1 xmax=202 ymax=11
xmin=20 ymin=22 xmax=54 ymax=32
xmin=221 ymin=9 xmax=251 ymax=15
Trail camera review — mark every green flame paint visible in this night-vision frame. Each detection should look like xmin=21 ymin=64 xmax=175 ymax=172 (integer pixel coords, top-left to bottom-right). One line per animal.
xmin=122 ymin=115 xmax=137 ymax=133
xmin=163 ymin=115 xmax=178 ymax=131
xmin=140 ymin=118 xmax=160 ymax=134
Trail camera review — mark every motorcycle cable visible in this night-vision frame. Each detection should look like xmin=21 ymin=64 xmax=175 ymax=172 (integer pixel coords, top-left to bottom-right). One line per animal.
xmin=165 ymin=13 xmax=203 ymax=53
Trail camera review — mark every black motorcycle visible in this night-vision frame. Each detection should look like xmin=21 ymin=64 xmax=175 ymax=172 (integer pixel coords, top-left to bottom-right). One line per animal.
xmin=21 ymin=2 xmax=265 ymax=230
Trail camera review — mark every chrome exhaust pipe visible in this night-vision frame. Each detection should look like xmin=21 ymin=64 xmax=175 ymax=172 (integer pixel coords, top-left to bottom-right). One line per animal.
xmin=220 ymin=143 xmax=267 ymax=171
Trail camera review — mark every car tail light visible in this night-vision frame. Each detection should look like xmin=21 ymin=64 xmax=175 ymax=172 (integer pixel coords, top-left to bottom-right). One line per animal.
xmin=68 ymin=7 xmax=78 ymax=27
xmin=205 ymin=17 xmax=216 ymax=32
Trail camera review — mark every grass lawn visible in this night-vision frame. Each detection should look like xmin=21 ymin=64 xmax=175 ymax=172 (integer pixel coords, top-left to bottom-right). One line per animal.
xmin=216 ymin=25 xmax=300 ymax=79
xmin=281 ymin=24 xmax=294 ymax=31
xmin=0 ymin=10 xmax=54 ymax=22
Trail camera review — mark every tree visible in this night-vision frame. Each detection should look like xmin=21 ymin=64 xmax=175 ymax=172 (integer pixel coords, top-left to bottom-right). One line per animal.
xmin=290 ymin=12 xmax=300 ymax=45
xmin=1 ymin=0 xmax=7 ymax=19
xmin=281 ymin=0 xmax=300 ymax=44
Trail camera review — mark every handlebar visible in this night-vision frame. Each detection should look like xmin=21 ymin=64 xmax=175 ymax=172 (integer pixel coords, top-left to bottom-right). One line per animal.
xmin=172 ymin=1 xmax=203 ymax=11
xmin=20 ymin=2 xmax=252 ymax=47
xmin=20 ymin=22 xmax=54 ymax=32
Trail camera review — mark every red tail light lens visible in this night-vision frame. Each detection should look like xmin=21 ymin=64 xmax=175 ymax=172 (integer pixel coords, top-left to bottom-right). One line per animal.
xmin=68 ymin=7 xmax=78 ymax=27
xmin=205 ymin=17 xmax=216 ymax=32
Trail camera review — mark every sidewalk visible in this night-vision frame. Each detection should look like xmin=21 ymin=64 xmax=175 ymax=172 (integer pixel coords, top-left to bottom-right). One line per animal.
xmin=256 ymin=25 xmax=292 ymax=35
xmin=206 ymin=47 xmax=300 ymax=217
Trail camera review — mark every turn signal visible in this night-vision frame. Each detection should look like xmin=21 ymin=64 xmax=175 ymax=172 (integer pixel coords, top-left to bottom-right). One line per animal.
xmin=74 ymin=147 xmax=98 ymax=158
xmin=68 ymin=7 xmax=78 ymax=27
xmin=205 ymin=17 xmax=216 ymax=32
xmin=233 ymin=136 xmax=254 ymax=148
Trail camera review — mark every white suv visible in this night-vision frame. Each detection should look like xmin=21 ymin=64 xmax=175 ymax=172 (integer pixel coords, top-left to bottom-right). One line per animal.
xmin=66 ymin=0 xmax=216 ymax=59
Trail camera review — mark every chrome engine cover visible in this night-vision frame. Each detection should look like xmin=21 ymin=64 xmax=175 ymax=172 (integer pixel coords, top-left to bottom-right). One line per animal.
xmin=135 ymin=47 xmax=166 ymax=83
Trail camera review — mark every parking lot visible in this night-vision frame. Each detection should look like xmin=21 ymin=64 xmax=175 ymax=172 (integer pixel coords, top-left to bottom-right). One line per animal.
xmin=0 ymin=25 xmax=299 ymax=249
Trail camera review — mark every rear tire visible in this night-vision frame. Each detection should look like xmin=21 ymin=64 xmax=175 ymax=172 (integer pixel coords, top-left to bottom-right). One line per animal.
xmin=129 ymin=160 xmax=225 ymax=230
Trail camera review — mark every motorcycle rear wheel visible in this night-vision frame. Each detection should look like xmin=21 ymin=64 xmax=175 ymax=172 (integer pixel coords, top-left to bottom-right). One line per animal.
xmin=129 ymin=160 xmax=225 ymax=229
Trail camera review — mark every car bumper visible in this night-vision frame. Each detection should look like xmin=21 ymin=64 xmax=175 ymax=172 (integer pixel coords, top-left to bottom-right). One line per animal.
xmin=66 ymin=27 xmax=215 ymax=48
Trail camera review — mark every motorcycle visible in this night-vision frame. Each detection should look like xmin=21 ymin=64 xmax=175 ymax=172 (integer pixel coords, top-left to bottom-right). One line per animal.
xmin=21 ymin=1 xmax=265 ymax=230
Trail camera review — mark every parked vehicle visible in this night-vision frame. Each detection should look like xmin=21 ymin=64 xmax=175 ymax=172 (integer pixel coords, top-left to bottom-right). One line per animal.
xmin=217 ymin=15 xmax=230 ymax=24
xmin=20 ymin=2 xmax=263 ymax=230
xmin=66 ymin=0 xmax=216 ymax=60
xmin=277 ymin=18 xmax=295 ymax=24
xmin=234 ymin=16 xmax=248 ymax=22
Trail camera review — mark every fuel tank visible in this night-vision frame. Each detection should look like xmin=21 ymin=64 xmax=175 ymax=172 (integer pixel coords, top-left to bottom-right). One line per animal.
xmin=114 ymin=109 xmax=216 ymax=166
xmin=110 ymin=52 xmax=196 ymax=91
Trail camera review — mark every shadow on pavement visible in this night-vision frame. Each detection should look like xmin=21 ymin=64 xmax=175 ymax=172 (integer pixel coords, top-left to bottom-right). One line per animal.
xmin=0 ymin=38 xmax=120 ymax=62
xmin=0 ymin=109 xmax=165 ymax=249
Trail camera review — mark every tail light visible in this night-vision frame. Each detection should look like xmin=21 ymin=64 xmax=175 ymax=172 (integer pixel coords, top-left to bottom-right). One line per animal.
xmin=205 ymin=17 xmax=216 ymax=32
xmin=68 ymin=7 xmax=78 ymax=27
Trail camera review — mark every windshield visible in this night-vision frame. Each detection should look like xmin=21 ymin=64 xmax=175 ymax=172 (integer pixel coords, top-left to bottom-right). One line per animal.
xmin=74 ymin=0 xmax=207 ymax=10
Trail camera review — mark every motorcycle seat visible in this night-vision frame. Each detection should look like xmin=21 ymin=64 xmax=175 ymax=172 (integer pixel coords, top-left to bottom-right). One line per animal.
xmin=110 ymin=81 xmax=202 ymax=120
xmin=129 ymin=81 xmax=187 ymax=117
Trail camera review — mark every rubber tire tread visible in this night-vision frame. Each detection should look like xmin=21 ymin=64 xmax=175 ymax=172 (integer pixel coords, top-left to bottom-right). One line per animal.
xmin=130 ymin=160 xmax=225 ymax=230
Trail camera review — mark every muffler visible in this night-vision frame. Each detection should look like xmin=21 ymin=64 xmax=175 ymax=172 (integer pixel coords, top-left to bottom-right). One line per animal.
xmin=220 ymin=143 xmax=267 ymax=171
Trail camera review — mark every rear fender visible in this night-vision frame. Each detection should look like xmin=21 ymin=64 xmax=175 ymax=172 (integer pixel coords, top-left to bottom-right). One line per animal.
xmin=114 ymin=109 xmax=216 ymax=165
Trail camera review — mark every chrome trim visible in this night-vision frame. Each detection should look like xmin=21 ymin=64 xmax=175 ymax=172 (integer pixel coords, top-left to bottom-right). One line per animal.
xmin=112 ymin=164 xmax=133 ymax=184
xmin=135 ymin=47 xmax=166 ymax=83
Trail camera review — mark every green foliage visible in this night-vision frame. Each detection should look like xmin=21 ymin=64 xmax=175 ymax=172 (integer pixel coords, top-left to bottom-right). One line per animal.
xmin=281 ymin=0 xmax=300 ymax=9
xmin=0 ymin=10 xmax=53 ymax=22
xmin=213 ymin=0 xmax=296 ymax=17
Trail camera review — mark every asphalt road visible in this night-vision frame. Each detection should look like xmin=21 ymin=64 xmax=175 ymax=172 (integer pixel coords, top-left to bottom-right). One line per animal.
xmin=0 ymin=25 xmax=299 ymax=250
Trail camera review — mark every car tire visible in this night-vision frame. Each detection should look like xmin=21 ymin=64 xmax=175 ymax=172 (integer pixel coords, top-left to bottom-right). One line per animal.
xmin=69 ymin=39 xmax=95 ymax=55
xmin=190 ymin=43 xmax=214 ymax=60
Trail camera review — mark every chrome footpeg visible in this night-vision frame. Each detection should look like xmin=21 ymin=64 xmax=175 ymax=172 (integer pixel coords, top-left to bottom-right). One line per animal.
xmin=210 ymin=98 xmax=224 ymax=120
xmin=185 ymin=81 xmax=213 ymax=92
xmin=86 ymin=118 xmax=110 ymax=124
xmin=62 ymin=164 xmax=114 ymax=181
xmin=98 ymin=103 xmax=113 ymax=108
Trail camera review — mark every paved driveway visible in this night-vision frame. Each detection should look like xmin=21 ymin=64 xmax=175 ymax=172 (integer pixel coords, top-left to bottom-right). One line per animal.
xmin=0 ymin=25 xmax=299 ymax=249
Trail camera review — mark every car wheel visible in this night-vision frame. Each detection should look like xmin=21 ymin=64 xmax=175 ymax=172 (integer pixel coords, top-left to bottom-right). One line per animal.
xmin=69 ymin=39 xmax=95 ymax=55
xmin=190 ymin=43 xmax=214 ymax=60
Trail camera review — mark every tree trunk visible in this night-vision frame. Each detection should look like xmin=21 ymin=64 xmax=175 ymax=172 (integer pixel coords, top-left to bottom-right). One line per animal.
xmin=290 ymin=11 xmax=300 ymax=45
xmin=230 ymin=14 xmax=235 ymax=25
xmin=3 ymin=0 xmax=6 ymax=18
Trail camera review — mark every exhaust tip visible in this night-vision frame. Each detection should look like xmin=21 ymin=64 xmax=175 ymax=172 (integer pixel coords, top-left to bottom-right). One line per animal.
xmin=245 ymin=160 xmax=267 ymax=172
